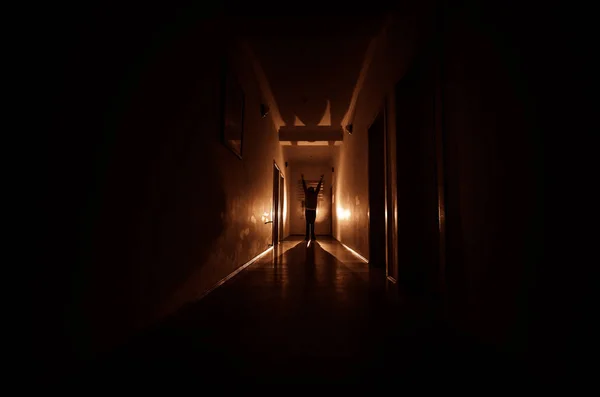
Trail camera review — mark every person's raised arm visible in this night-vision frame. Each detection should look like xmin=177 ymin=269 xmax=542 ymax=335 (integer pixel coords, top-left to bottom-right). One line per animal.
xmin=301 ymin=173 xmax=307 ymax=193
xmin=316 ymin=174 xmax=324 ymax=194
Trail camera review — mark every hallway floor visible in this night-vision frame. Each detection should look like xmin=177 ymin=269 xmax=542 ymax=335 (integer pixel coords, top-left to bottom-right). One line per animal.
xmin=73 ymin=237 xmax=531 ymax=387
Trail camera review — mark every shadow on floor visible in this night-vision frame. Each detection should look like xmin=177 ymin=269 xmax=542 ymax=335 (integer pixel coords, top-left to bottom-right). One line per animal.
xmin=66 ymin=237 xmax=533 ymax=387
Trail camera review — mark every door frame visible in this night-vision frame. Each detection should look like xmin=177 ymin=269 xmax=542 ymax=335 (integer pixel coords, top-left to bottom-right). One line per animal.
xmin=367 ymin=104 xmax=388 ymax=269
xmin=330 ymin=184 xmax=334 ymax=236
xmin=279 ymin=173 xmax=284 ymax=242
xmin=383 ymin=96 xmax=398 ymax=283
xmin=272 ymin=161 xmax=283 ymax=246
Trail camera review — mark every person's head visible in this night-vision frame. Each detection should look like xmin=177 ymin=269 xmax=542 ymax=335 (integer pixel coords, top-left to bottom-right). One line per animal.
xmin=308 ymin=187 xmax=315 ymax=193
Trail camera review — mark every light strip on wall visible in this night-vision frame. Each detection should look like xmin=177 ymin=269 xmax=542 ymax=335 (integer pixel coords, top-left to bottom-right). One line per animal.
xmin=341 ymin=243 xmax=369 ymax=263
xmin=197 ymin=246 xmax=274 ymax=301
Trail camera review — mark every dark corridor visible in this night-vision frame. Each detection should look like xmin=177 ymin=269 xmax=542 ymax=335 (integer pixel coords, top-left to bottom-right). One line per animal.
xmin=30 ymin=1 xmax=554 ymax=389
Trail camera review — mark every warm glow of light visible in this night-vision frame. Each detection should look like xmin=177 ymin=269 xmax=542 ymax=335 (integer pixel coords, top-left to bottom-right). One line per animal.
xmin=341 ymin=243 xmax=368 ymax=263
xmin=294 ymin=115 xmax=306 ymax=126
xmin=261 ymin=211 xmax=270 ymax=223
xmin=315 ymin=205 xmax=330 ymax=223
xmin=198 ymin=246 xmax=274 ymax=301
xmin=307 ymin=240 xmax=311 ymax=248
xmin=337 ymin=206 xmax=351 ymax=221
xmin=317 ymin=99 xmax=331 ymax=126
xmin=296 ymin=141 xmax=330 ymax=146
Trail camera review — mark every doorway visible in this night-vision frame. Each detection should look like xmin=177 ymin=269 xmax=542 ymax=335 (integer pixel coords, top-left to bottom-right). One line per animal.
xmin=368 ymin=109 xmax=386 ymax=267
xmin=272 ymin=161 xmax=283 ymax=246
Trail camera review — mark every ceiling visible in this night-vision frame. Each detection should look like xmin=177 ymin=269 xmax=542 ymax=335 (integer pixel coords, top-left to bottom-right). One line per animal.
xmin=234 ymin=16 xmax=387 ymax=128
xmin=283 ymin=145 xmax=337 ymax=165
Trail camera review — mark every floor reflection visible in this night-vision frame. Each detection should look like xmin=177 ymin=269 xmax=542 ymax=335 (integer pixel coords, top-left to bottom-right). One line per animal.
xmin=316 ymin=238 xmax=369 ymax=281
xmin=83 ymin=235 xmax=399 ymax=385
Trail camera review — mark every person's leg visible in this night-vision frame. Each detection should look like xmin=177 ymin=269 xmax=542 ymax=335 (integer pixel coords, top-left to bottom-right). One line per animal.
xmin=306 ymin=210 xmax=316 ymax=240
xmin=305 ymin=211 xmax=310 ymax=240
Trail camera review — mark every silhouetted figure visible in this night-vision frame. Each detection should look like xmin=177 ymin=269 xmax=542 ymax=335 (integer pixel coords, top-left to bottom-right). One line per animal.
xmin=302 ymin=174 xmax=323 ymax=241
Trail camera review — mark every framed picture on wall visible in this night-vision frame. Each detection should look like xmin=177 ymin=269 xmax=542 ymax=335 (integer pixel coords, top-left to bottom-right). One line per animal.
xmin=220 ymin=60 xmax=245 ymax=159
